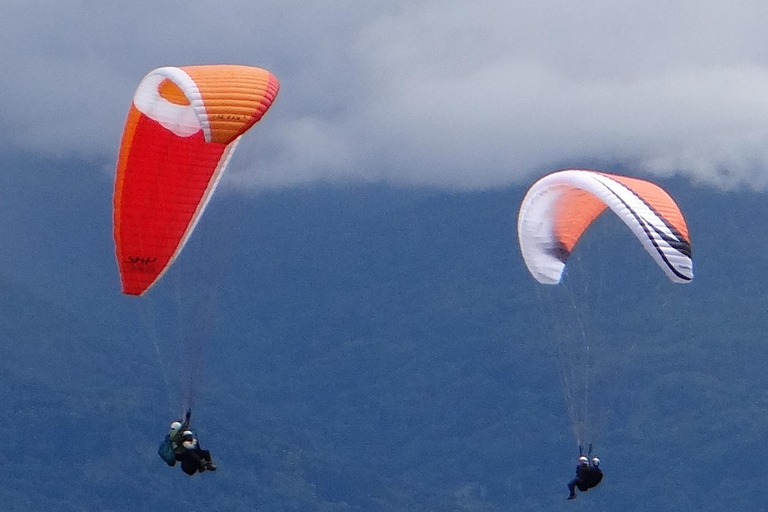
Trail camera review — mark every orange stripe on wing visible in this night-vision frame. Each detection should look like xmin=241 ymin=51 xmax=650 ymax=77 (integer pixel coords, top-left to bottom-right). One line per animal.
xmin=113 ymin=105 xmax=143 ymax=259
xmin=553 ymin=187 xmax=608 ymax=253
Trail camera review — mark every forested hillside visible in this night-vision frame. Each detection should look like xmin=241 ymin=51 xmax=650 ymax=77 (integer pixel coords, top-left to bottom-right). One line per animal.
xmin=0 ymin=160 xmax=765 ymax=511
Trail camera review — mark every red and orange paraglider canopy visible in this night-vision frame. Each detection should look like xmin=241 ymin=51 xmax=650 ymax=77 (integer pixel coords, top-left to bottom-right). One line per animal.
xmin=113 ymin=65 xmax=279 ymax=295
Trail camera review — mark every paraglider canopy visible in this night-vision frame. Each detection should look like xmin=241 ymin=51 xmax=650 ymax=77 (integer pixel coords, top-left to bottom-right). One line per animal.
xmin=517 ymin=169 xmax=693 ymax=285
xmin=113 ymin=65 xmax=280 ymax=296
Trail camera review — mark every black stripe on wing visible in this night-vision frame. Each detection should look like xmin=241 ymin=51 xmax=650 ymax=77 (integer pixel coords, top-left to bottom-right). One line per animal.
xmin=595 ymin=178 xmax=692 ymax=281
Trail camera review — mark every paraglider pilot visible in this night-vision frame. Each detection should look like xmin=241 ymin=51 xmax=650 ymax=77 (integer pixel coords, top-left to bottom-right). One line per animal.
xmin=158 ymin=409 xmax=217 ymax=475
xmin=567 ymin=456 xmax=602 ymax=500
xmin=178 ymin=429 xmax=217 ymax=475
xmin=169 ymin=409 xmax=191 ymax=451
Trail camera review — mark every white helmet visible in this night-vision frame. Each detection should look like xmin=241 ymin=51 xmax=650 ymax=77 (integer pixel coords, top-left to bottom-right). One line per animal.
xmin=182 ymin=430 xmax=194 ymax=439
xmin=578 ymin=456 xmax=589 ymax=464
xmin=591 ymin=457 xmax=600 ymax=466
xmin=170 ymin=421 xmax=182 ymax=430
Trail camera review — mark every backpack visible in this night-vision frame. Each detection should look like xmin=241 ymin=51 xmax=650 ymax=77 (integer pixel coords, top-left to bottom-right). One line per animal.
xmin=158 ymin=436 xmax=177 ymax=466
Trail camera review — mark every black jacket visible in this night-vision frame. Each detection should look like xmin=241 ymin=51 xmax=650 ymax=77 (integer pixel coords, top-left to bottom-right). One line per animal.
xmin=585 ymin=467 xmax=603 ymax=488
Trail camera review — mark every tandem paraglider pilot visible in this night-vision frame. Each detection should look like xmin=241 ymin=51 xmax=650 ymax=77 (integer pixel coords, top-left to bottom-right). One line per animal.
xmin=567 ymin=456 xmax=602 ymax=500
xmin=158 ymin=409 xmax=217 ymax=475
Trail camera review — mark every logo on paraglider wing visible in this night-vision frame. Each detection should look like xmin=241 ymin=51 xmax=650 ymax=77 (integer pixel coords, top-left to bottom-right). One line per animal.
xmin=210 ymin=114 xmax=244 ymax=121
xmin=125 ymin=256 xmax=158 ymax=273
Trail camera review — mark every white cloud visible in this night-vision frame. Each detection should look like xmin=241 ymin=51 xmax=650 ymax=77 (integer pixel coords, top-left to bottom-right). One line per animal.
xmin=4 ymin=0 xmax=768 ymax=190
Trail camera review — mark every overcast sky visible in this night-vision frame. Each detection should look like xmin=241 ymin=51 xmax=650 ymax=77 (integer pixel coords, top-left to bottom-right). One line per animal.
xmin=4 ymin=0 xmax=768 ymax=190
